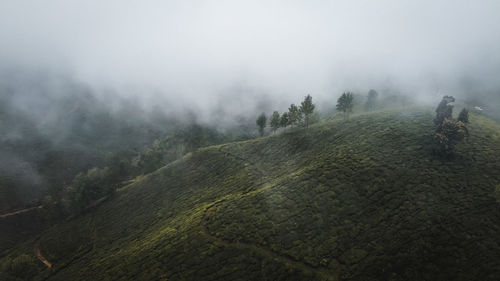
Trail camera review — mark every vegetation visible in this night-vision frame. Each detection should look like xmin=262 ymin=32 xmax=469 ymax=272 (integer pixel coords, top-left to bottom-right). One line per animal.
xmin=280 ymin=112 xmax=289 ymax=129
xmin=299 ymin=95 xmax=315 ymax=129
xmin=270 ymin=111 xmax=281 ymax=134
xmin=458 ymin=108 xmax=469 ymax=123
xmin=0 ymin=86 xmax=253 ymax=213
xmin=137 ymin=124 xmax=225 ymax=174
xmin=434 ymin=95 xmax=455 ymax=125
xmin=288 ymin=104 xmax=302 ymax=128
xmin=433 ymin=96 xmax=468 ymax=156
xmin=64 ymin=167 xmax=116 ymax=214
xmin=0 ymin=89 xmax=177 ymax=212
xmin=364 ymin=89 xmax=378 ymax=111
xmin=263 ymin=94 xmax=317 ymax=133
xmin=336 ymin=92 xmax=354 ymax=119
xmin=1 ymin=254 xmax=41 ymax=281
xmin=256 ymin=113 xmax=267 ymax=137
xmin=3 ymin=108 xmax=500 ymax=281
xmin=434 ymin=118 xmax=468 ymax=156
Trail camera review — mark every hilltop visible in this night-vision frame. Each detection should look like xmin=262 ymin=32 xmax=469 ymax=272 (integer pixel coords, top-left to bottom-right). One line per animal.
xmin=2 ymin=108 xmax=500 ymax=281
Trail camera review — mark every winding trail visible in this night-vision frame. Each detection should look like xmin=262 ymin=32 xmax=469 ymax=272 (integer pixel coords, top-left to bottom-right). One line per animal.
xmin=34 ymin=240 xmax=52 ymax=268
xmin=0 ymin=205 xmax=43 ymax=218
xmin=199 ymin=200 xmax=336 ymax=280
xmin=22 ymin=147 xmax=336 ymax=278
xmin=199 ymin=146 xmax=338 ymax=280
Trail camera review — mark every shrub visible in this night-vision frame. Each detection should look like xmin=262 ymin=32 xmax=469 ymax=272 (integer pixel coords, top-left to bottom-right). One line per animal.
xmin=458 ymin=108 xmax=469 ymax=124
xmin=434 ymin=96 xmax=455 ymax=126
xmin=434 ymin=118 xmax=468 ymax=156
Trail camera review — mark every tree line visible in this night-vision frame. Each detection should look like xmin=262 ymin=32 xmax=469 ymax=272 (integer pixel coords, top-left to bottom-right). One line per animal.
xmin=255 ymin=94 xmax=316 ymax=136
xmin=37 ymin=89 xmax=381 ymax=217
xmin=255 ymin=89 xmax=381 ymax=136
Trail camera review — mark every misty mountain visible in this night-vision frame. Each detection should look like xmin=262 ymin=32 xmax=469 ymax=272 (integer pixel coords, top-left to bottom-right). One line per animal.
xmin=0 ymin=72 xmax=176 ymax=210
xmin=1 ymin=1 xmax=500 ymax=280
xmin=2 ymin=108 xmax=499 ymax=281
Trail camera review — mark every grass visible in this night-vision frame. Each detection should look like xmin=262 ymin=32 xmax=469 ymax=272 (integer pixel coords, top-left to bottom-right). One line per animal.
xmin=2 ymin=108 xmax=500 ymax=281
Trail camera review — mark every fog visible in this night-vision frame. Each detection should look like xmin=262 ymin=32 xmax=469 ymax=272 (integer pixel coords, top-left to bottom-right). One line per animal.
xmin=1 ymin=0 xmax=500 ymax=116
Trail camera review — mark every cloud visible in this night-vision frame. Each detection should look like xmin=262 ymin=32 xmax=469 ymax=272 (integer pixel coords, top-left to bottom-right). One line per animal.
xmin=1 ymin=0 xmax=499 ymax=109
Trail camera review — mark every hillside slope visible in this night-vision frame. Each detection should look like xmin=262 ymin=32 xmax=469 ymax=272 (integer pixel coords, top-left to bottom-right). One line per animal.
xmin=2 ymin=108 xmax=500 ymax=281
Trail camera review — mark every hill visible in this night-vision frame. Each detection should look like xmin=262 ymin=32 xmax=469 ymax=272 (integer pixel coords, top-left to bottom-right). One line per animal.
xmin=2 ymin=108 xmax=500 ymax=281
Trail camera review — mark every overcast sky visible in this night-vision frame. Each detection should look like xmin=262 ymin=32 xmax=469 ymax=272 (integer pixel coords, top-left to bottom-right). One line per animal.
xmin=1 ymin=0 xmax=499 ymax=110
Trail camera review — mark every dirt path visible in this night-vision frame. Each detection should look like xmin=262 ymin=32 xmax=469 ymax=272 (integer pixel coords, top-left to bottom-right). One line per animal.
xmin=0 ymin=205 xmax=43 ymax=218
xmin=203 ymin=147 xmax=338 ymax=280
xmin=199 ymin=199 xmax=336 ymax=280
xmin=34 ymin=240 xmax=52 ymax=268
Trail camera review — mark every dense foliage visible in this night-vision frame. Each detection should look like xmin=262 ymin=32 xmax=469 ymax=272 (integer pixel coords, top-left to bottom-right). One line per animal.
xmin=336 ymin=92 xmax=354 ymax=118
xmin=262 ymin=95 xmax=317 ymax=135
xmin=1 ymin=254 xmax=41 ymax=281
xmin=288 ymin=104 xmax=302 ymax=127
xmin=433 ymin=96 xmax=469 ymax=156
xmin=299 ymin=95 xmax=315 ymax=129
xmin=137 ymin=124 xmax=226 ymax=174
xmin=0 ymin=88 xmax=174 ymax=211
xmin=256 ymin=113 xmax=267 ymax=137
xmin=270 ymin=111 xmax=281 ymax=133
xmin=458 ymin=108 xmax=469 ymax=123
xmin=433 ymin=95 xmax=455 ymax=125
xmin=434 ymin=118 xmax=468 ymax=156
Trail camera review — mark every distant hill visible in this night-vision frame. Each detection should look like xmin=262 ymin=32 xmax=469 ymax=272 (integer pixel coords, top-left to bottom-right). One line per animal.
xmin=2 ymin=108 xmax=500 ymax=281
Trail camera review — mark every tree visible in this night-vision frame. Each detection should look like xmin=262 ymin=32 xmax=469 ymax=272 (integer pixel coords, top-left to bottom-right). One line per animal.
xmin=288 ymin=104 xmax=302 ymax=127
xmin=280 ymin=112 xmax=289 ymax=129
xmin=41 ymin=195 xmax=62 ymax=221
xmin=65 ymin=167 xmax=115 ymax=213
xmin=434 ymin=95 xmax=455 ymax=125
xmin=458 ymin=108 xmax=469 ymax=124
xmin=365 ymin=89 xmax=378 ymax=111
xmin=299 ymin=94 xmax=315 ymax=129
xmin=434 ymin=118 xmax=468 ymax=156
xmin=138 ymin=124 xmax=226 ymax=174
xmin=270 ymin=111 xmax=281 ymax=134
xmin=432 ymin=96 xmax=469 ymax=157
xmin=336 ymin=92 xmax=354 ymax=119
xmin=105 ymin=154 xmax=129 ymax=187
xmin=256 ymin=113 xmax=267 ymax=137
xmin=139 ymin=141 xmax=165 ymax=174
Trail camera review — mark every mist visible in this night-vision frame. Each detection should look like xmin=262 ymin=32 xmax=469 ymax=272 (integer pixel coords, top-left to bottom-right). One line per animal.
xmin=3 ymin=2 xmax=500 ymax=278
xmin=1 ymin=0 xmax=500 ymax=116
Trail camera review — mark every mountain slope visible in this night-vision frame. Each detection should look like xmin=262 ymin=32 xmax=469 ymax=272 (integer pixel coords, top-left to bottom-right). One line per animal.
xmin=2 ymin=108 xmax=500 ymax=281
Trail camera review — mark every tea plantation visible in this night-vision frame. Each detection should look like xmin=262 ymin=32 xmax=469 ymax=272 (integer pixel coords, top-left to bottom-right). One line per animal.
xmin=2 ymin=108 xmax=500 ymax=281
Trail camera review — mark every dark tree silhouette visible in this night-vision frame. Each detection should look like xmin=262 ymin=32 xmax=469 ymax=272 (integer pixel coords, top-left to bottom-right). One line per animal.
xmin=365 ymin=89 xmax=378 ymax=111
xmin=270 ymin=111 xmax=281 ymax=134
xmin=280 ymin=112 xmax=289 ymax=129
xmin=288 ymin=104 xmax=302 ymax=127
xmin=256 ymin=113 xmax=267 ymax=137
xmin=434 ymin=118 xmax=468 ymax=156
xmin=336 ymin=92 xmax=354 ymax=119
xmin=458 ymin=108 xmax=469 ymax=124
xmin=434 ymin=95 xmax=455 ymax=125
xmin=299 ymin=94 xmax=315 ymax=129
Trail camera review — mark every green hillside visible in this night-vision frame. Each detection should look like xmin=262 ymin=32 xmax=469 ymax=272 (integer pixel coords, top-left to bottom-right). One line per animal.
xmin=2 ymin=108 xmax=500 ymax=281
